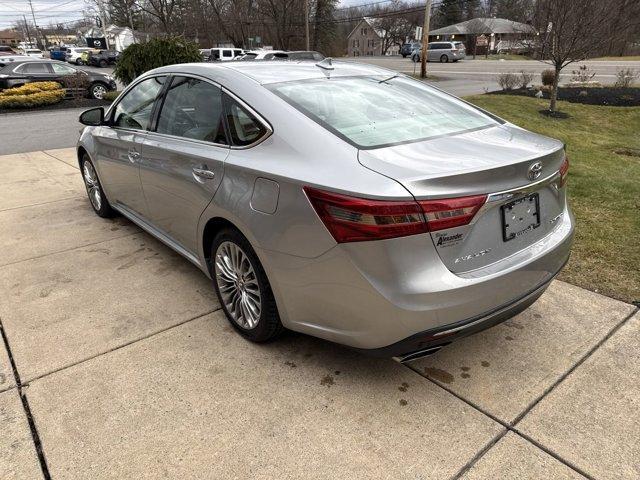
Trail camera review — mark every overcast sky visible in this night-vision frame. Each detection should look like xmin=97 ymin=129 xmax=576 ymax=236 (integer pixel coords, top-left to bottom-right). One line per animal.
xmin=0 ymin=0 xmax=373 ymax=31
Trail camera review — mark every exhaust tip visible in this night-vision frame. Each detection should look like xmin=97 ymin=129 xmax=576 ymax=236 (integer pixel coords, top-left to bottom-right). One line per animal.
xmin=393 ymin=346 xmax=443 ymax=363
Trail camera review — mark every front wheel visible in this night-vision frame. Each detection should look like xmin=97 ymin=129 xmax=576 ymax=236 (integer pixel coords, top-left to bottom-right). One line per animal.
xmin=212 ymin=228 xmax=283 ymax=342
xmin=81 ymin=154 xmax=114 ymax=217
xmin=89 ymin=82 xmax=108 ymax=99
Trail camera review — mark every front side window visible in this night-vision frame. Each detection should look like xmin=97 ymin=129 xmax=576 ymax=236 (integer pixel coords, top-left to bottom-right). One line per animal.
xmin=224 ymin=96 xmax=268 ymax=147
xmin=269 ymin=76 xmax=497 ymax=149
xmin=112 ymin=76 xmax=165 ymax=130
xmin=156 ymin=76 xmax=226 ymax=144
xmin=51 ymin=63 xmax=76 ymax=75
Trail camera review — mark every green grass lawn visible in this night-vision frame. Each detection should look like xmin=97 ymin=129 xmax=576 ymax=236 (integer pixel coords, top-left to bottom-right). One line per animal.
xmin=465 ymin=94 xmax=640 ymax=304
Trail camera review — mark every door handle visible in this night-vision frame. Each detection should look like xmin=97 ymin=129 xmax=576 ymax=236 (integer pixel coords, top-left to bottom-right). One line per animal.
xmin=192 ymin=167 xmax=215 ymax=180
xmin=127 ymin=150 xmax=140 ymax=163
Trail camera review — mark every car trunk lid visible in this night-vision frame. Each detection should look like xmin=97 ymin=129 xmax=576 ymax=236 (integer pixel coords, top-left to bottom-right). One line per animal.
xmin=358 ymin=124 xmax=567 ymax=274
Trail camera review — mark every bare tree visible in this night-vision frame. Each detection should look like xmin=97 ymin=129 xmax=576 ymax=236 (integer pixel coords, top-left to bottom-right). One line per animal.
xmin=533 ymin=0 xmax=640 ymax=113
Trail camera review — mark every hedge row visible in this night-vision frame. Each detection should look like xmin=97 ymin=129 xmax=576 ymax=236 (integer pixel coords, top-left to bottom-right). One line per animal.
xmin=0 ymin=81 xmax=62 ymax=97
xmin=0 ymin=82 xmax=65 ymax=108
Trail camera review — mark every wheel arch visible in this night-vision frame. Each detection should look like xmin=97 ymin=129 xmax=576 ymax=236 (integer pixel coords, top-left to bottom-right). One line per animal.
xmin=77 ymin=145 xmax=88 ymax=169
xmin=201 ymin=216 xmax=242 ymax=276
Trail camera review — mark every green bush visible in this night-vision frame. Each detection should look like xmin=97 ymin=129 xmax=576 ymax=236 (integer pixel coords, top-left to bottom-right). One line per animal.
xmin=0 ymin=88 xmax=65 ymax=108
xmin=114 ymin=37 xmax=202 ymax=85
xmin=541 ymin=69 xmax=556 ymax=86
xmin=103 ymin=90 xmax=121 ymax=102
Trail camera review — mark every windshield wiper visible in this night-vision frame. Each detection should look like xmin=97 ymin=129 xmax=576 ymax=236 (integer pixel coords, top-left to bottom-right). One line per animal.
xmin=378 ymin=74 xmax=399 ymax=84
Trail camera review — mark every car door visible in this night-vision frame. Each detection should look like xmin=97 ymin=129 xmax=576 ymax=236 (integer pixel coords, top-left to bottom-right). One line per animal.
xmin=427 ymin=43 xmax=439 ymax=62
xmin=92 ymin=75 xmax=167 ymax=219
xmin=50 ymin=62 xmax=88 ymax=96
xmin=139 ymin=75 xmax=228 ymax=254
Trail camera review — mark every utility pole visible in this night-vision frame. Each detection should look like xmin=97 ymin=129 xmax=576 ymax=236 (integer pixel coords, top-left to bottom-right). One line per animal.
xmin=22 ymin=15 xmax=32 ymax=46
xmin=304 ymin=0 xmax=310 ymax=51
xmin=26 ymin=0 xmax=41 ymax=49
xmin=95 ymin=0 xmax=110 ymax=49
xmin=420 ymin=0 xmax=431 ymax=79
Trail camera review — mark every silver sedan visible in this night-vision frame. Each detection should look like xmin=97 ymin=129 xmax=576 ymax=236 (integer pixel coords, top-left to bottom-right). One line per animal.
xmin=77 ymin=60 xmax=574 ymax=362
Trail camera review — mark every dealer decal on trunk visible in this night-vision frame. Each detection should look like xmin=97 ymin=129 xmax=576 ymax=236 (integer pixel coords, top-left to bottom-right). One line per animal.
xmin=435 ymin=232 xmax=464 ymax=247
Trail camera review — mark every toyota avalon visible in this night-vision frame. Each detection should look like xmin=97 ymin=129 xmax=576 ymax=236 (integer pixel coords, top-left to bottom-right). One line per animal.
xmin=76 ymin=60 xmax=573 ymax=362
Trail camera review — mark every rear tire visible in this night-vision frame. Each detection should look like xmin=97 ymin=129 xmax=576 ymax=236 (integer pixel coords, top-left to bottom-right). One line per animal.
xmin=76 ymin=58 xmax=84 ymax=65
xmin=412 ymin=54 xmax=419 ymax=63
xmin=211 ymin=228 xmax=284 ymax=343
xmin=440 ymin=54 xmax=449 ymax=63
xmin=80 ymin=154 xmax=115 ymax=218
xmin=98 ymin=59 xmax=107 ymax=67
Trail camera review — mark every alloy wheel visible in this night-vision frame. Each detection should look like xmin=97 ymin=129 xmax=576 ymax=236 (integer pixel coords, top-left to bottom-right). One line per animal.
xmin=82 ymin=161 xmax=102 ymax=211
xmin=215 ymin=241 xmax=262 ymax=329
xmin=92 ymin=84 xmax=106 ymax=99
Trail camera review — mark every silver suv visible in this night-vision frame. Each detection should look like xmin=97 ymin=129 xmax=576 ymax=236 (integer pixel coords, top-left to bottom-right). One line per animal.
xmin=411 ymin=41 xmax=466 ymax=63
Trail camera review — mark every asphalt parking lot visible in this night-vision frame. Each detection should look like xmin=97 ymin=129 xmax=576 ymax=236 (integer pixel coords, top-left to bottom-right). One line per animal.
xmin=0 ymin=147 xmax=638 ymax=479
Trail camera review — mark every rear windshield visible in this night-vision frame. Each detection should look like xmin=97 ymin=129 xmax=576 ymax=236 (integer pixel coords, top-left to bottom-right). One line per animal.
xmin=268 ymin=76 xmax=497 ymax=149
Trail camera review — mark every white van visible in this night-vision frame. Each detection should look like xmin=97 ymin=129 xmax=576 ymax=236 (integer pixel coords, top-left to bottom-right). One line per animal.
xmin=210 ymin=48 xmax=243 ymax=61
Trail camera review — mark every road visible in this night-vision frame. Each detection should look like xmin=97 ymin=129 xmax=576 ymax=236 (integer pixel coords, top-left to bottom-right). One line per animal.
xmin=1 ymin=57 xmax=638 ymax=155
xmin=346 ymin=56 xmax=640 ymax=96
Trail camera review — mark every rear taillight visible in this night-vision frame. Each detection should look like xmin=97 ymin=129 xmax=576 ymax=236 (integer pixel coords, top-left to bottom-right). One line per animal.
xmin=303 ymin=187 xmax=427 ymax=243
xmin=559 ymin=155 xmax=569 ymax=187
xmin=304 ymin=187 xmax=487 ymax=243
xmin=419 ymin=195 xmax=487 ymax=231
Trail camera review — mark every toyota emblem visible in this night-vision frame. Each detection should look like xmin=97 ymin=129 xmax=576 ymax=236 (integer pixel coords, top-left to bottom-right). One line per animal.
xmin=527 ymin=161 xmax=543 ymax=181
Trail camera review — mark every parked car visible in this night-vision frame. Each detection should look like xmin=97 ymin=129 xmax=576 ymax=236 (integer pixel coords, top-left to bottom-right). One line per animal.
xmin=209 ymin=47 xmax=244 ymax=61
xmin=65 ymin=47 xmax=92 ymax=65
xmin=49 ymin=46 xmax=68 ymax=60
xmin=22 ymin=48 xmax=44 ymax=58
xmin=495 ymin=39 xmax=536 ymax=55
xmin=0 ymin=59 xmax=116 ymax=99
xmin=199 ymin=48 xmax=212 ymax=61
xmin=400 ymin=42 xmax=420 ymax=58
xmin=278 ymin=51 xmax=325 ymax=61
xmin=87 ymin=49 xmax=119 ymax=67
xmin=0 ymin=45 xmax=16 ymax=56
xmin=76 ymin=61 xmax=573 ymax=362
xmin=411 ymin=41 xmax=466 ymax=63
xmin=237 ymin=49 xmax=287 ymax=60
xmin=236 ymin=50 xmax=324 ymax=61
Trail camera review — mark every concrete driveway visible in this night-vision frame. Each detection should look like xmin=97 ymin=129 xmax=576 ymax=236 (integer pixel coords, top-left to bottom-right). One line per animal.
xmin=0 ymin=148 xmax=638 ymax=479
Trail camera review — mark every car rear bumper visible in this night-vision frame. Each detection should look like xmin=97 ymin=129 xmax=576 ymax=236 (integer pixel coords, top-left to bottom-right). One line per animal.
xmin=260 ymin=203 xmax=574 ymax=354
xmin=353 ymin=264 xmax=559 ymax=360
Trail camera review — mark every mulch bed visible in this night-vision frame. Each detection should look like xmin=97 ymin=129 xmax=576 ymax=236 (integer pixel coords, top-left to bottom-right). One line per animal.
xmin=0 ymin=98 xmax=111 ymax=114
xmin=490 ymin=87 xmax=640 ymax=107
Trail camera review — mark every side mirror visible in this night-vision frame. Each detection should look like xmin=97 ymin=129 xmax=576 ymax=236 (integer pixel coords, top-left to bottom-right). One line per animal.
xmin=79 ymin=107 xmax=104 ymax=126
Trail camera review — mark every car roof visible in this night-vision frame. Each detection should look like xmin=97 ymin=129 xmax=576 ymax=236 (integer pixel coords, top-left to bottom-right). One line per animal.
xmin=151 ymin=60 xmax=395 ymax=85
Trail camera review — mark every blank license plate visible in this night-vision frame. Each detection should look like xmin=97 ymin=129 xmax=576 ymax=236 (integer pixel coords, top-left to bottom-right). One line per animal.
xmin=501 ymin=193 xmax=540 ymax=242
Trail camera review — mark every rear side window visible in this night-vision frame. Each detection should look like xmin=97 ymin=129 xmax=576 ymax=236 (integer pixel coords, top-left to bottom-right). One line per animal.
xmin=19 ymin=63 xmax=49 ymax=73
xmin=156 ymin=76 xmax=227 ymax=144
xmin=223 ymin=95 xmax=268 ymax=147
xmin=113 ymin=76 xmax=165 ymax=130
xmin=269 ymin=76 xmax=497 ymax=149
